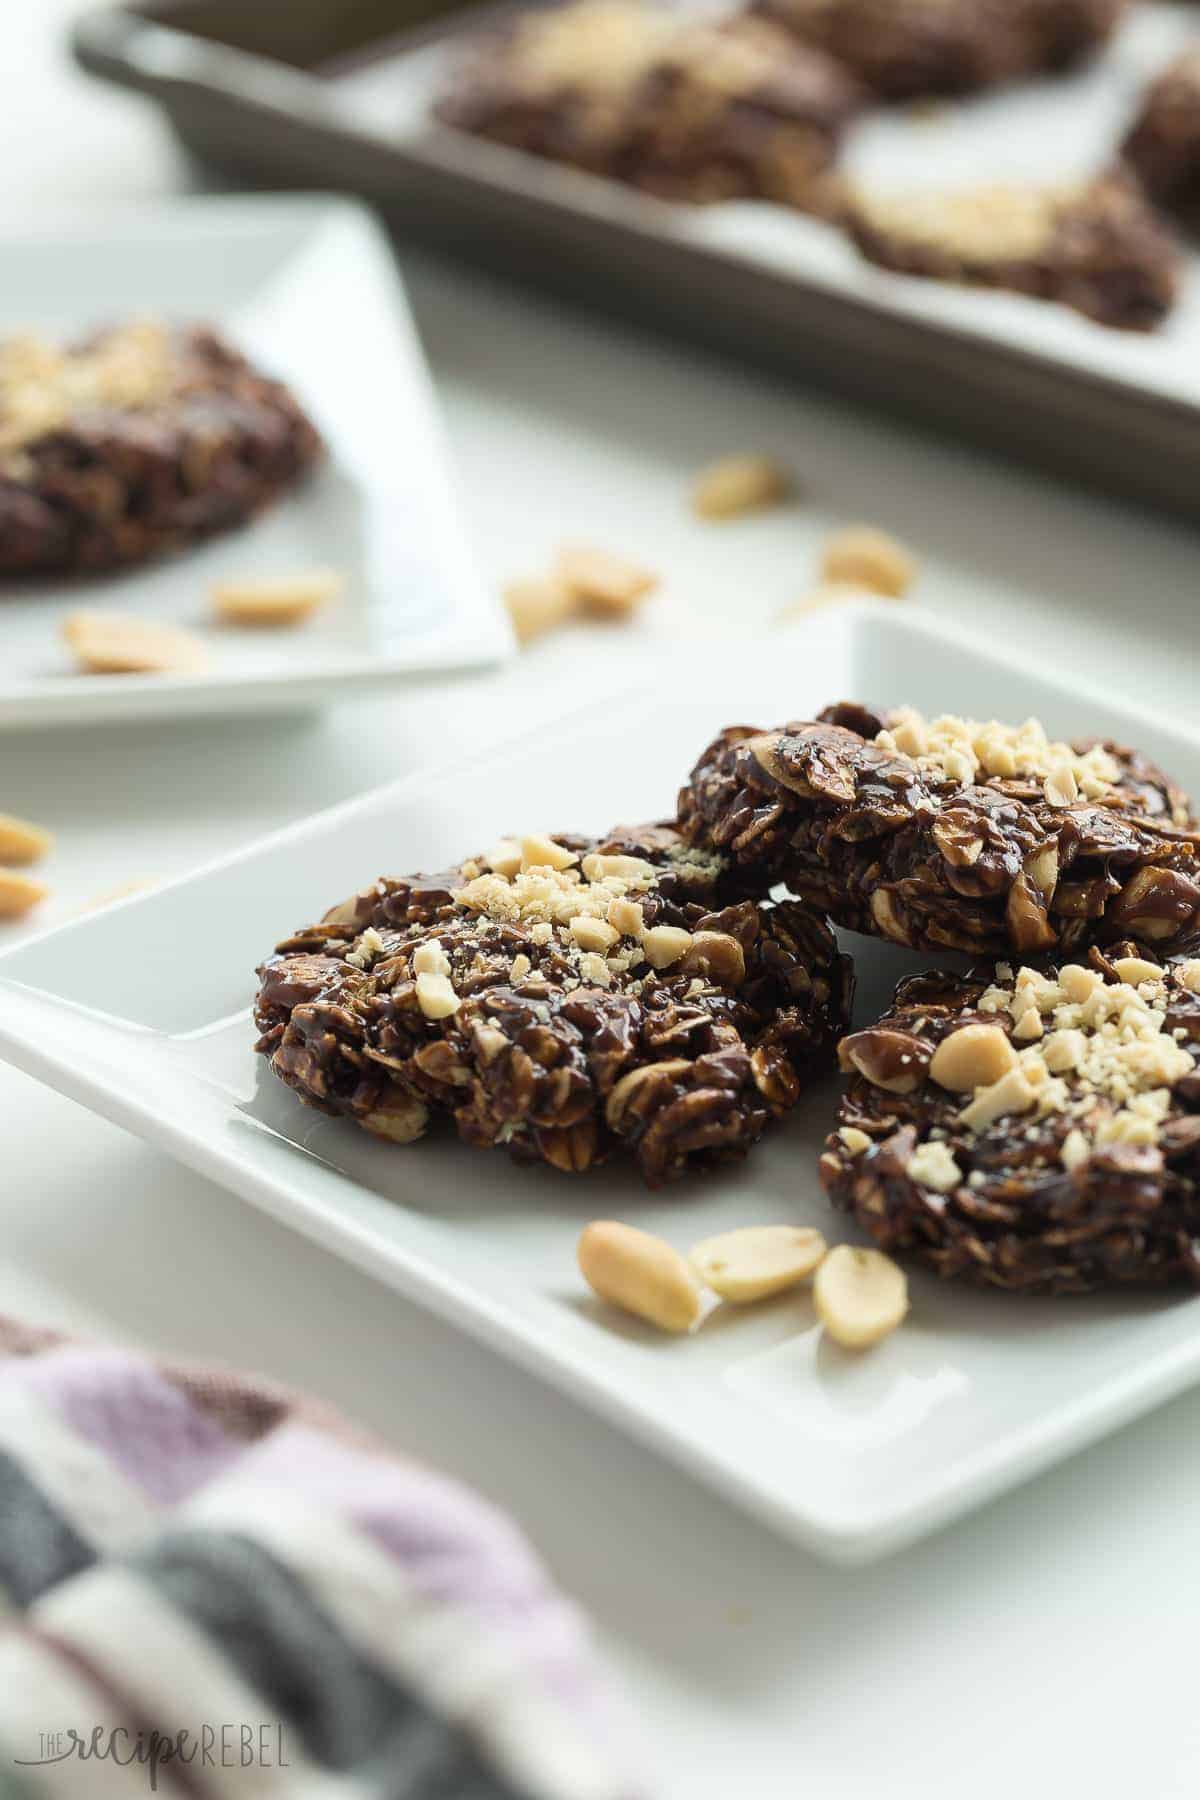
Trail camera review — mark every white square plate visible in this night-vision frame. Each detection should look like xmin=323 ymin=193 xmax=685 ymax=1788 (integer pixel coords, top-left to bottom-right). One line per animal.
xmin=0 ymin=195 xmax=509 ymax=729
xmin=2 ymin=602 xmax=1197 ymax=1562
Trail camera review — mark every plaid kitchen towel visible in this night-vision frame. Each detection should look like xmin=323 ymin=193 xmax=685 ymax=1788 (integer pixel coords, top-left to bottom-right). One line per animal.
xmin=0 ymin=1318 xmax=643 ymax=1800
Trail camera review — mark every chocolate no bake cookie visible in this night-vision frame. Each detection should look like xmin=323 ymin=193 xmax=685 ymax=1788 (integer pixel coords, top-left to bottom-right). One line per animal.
xmin=254 ymin=822 xmax=852 ymax=1187
xmin=435 ymin=1 xmax=861 ymax=212
xmin=0 ymin=320 xmax=322 ymax=575
xmin=1123 ymin=47 xmax=1200 ymax=225
xmin=845 ymin=174 xmax=1180 ymax=331
xmin=753 ymin=0 xmax=1125 ymax=101
xmin=679 ymin=701 xmax=1200 ymax=956
xmin=820 ymin=946 xmax=1200 ymax=1291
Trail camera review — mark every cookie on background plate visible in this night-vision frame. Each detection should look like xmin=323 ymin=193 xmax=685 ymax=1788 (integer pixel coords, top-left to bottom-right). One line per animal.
xmin=820 ymin=944 xmax=1200 ymax=1294
xmin=678 ymin=700 xmax=1200 ymax=956
xmin=255 ymin=822 xmax=853 ymax=1188
xmin=0 ymin=320 xmax=322 ymax=575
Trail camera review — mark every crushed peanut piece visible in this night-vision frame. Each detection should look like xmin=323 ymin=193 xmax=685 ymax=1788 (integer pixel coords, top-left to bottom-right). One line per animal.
xmin=691 ymin=453 xmax=792 ymax=520
xmin=0 ymin=870 xmax=48 ymax=918
xmin=838 ymin=1125 xmax=872 ymax=1156
xmin=212 ymin=568 xmax=342 ymax=627
xmin=63 ymin=610 xmax=208 ymax=676
xmin=0 ymin=813 xmax=52 ymax=865
xmin=570 ymin=914 xmax=619 ymax=952
xmin=521 ymin=834 xmax=579 ymax=873
xmin=555 ymin=545 xmax=658 ymax=617
xmin=819 ymin=525 xmax=917 ymax=598
xmin=578 ymin=1220 xmax=702 ymax=1334
xmin=928 ymin=1022 xmax=1016 ymax=1092
xmin=415 ymin=970 xmax=461 ymax=1019
xmin=0 ymin=319 xmax=174 ymax=458
xmin=504 ymin=573 xmax=577 ymax=644
xmin=412 ymin=939 xmax=451 ymax=979
xmin=642 ymin=925 xmax=693 ymax=969
xmin=484 ymin=839 xmax=523 ymax=878
xmin=906 ymin=1140 xmax=963 ymax=1193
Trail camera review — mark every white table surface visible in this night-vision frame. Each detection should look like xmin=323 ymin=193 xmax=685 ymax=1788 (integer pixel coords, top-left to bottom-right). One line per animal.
xmin=5 ymin=9 xmax=1200 ymax=1796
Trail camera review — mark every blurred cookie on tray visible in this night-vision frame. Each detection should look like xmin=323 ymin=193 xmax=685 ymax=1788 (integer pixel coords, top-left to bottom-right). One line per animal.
xmin=845 ymin=172 xmax=1180 ymax=330
xmin=435 ymin=0 xmax=862 ymax=213
xmin=750 ymin=0 xmax=1127 ymax=101
xmin=1123 ymin=46 xmax=1200 ymax=227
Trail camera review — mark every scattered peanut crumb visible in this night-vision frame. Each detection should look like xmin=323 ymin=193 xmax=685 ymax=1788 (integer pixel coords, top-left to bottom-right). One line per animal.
xmin=555 ymin=544 xmax=659 ymax=617
xmin=819 ymin=525 xmax=918 ymax=598
xmin=0 ymin=870 xmax=48 ymax=919
xmin=212 ymin=568 xmax=342 ymax=627
xmin=63 ymin=611 xmax=208 ymax=676
xmin=0 ymin=813 xmax=53 ymax=865
xmin=72 ymin=876 xmax=158 ymax=916
xmin=774 ymin=583 xmax=863 ymax=626
xmin=691 ymin=453 xmax=793 ymax=521
xmin=504 ymin=573 xmax=577 ymax=644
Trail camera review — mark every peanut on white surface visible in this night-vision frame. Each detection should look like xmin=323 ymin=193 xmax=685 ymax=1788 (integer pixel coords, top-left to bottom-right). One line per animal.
xmin=504 ymin=574 xmax=577 ymax=644
xmin=0 ymin=871 xmax=49 ymax=918
xmin=813 ymin=1245 xmax=908 ymax=1349
xmin=578 ymin=1220 xmax=702 ymax=1334
xmin=0 ymin=813 xmax=52 ymax=865
xmin=689 ymin=1225 xmax=827 ymax=1303
xmin=212 ymin=568 xmax=342 ymax=626
xmin=63 ymin=610 xmax=208 ymax=675
xmin=819 ymin=525 xmax=917 ymax=598
xmin=555 ymin=545 xmax=659 ymax=617
xmin=691 ymin=453 xmax=792 ymax=520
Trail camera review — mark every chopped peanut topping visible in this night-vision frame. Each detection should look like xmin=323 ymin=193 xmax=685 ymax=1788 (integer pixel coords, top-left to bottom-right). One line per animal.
xmin=875 ymin=709 xmax=1118 ymax=795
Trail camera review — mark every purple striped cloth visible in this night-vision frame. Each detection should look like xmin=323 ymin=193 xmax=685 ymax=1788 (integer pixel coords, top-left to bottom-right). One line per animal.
xmin=0 ymin=1318 xmax=644 ymax=1800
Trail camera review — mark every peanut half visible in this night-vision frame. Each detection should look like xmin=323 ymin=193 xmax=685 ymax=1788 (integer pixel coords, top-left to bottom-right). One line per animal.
xmin=689 ymin=1225 xmax=827 ymax=1304
xmin=0 ymin=871 xmax=49 ymax=919
xmin=504 ymin=574 xmax=577 ymax=644
xmin=555 ymin=545 xmax=659 ymax=618
xmin=819 ymin=525 xmax=917 ymax=598
xmin=0 ymin=813 xmax=52 ymax=865
xmin=813 ymin=1245 xmax=908 ymax=1349
xmin=691 ymin=453 xmax=792 ymax=521
xmin=578 ymin=1220 xmax=702 ymax=1334
xmin=212 ymin=568 xmax=342 ymax=627
xmin=63 ymin=611 xmax=208 ymax=676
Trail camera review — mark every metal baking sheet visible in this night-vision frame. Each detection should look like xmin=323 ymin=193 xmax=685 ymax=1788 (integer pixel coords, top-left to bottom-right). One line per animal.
xmin=74 ymin=0 xmax=1200 ymax=519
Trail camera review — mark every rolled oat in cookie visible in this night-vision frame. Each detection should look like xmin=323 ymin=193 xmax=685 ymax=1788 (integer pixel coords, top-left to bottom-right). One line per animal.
xmin=0 ymin=320 xmax=322 ymax=575
xmin=254 ymin=821 xmax=852 ymax=1188
xmin=820 ymin=942 xmax=1200 ymax=1293
xmin=678 ymin=699 xmax=1200 ymax=957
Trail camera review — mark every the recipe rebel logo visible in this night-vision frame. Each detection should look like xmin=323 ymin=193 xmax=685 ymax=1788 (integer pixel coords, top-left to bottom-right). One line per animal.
xmin=15 ymin=1722 xmax=290 ymax=1790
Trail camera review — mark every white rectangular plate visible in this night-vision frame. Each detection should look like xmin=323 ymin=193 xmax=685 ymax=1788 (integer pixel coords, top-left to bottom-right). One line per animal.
xmin=2 ymin=603 xmax=1198 ymax=1562
xmin=0 ymin=195 xmax=509 ymax=729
